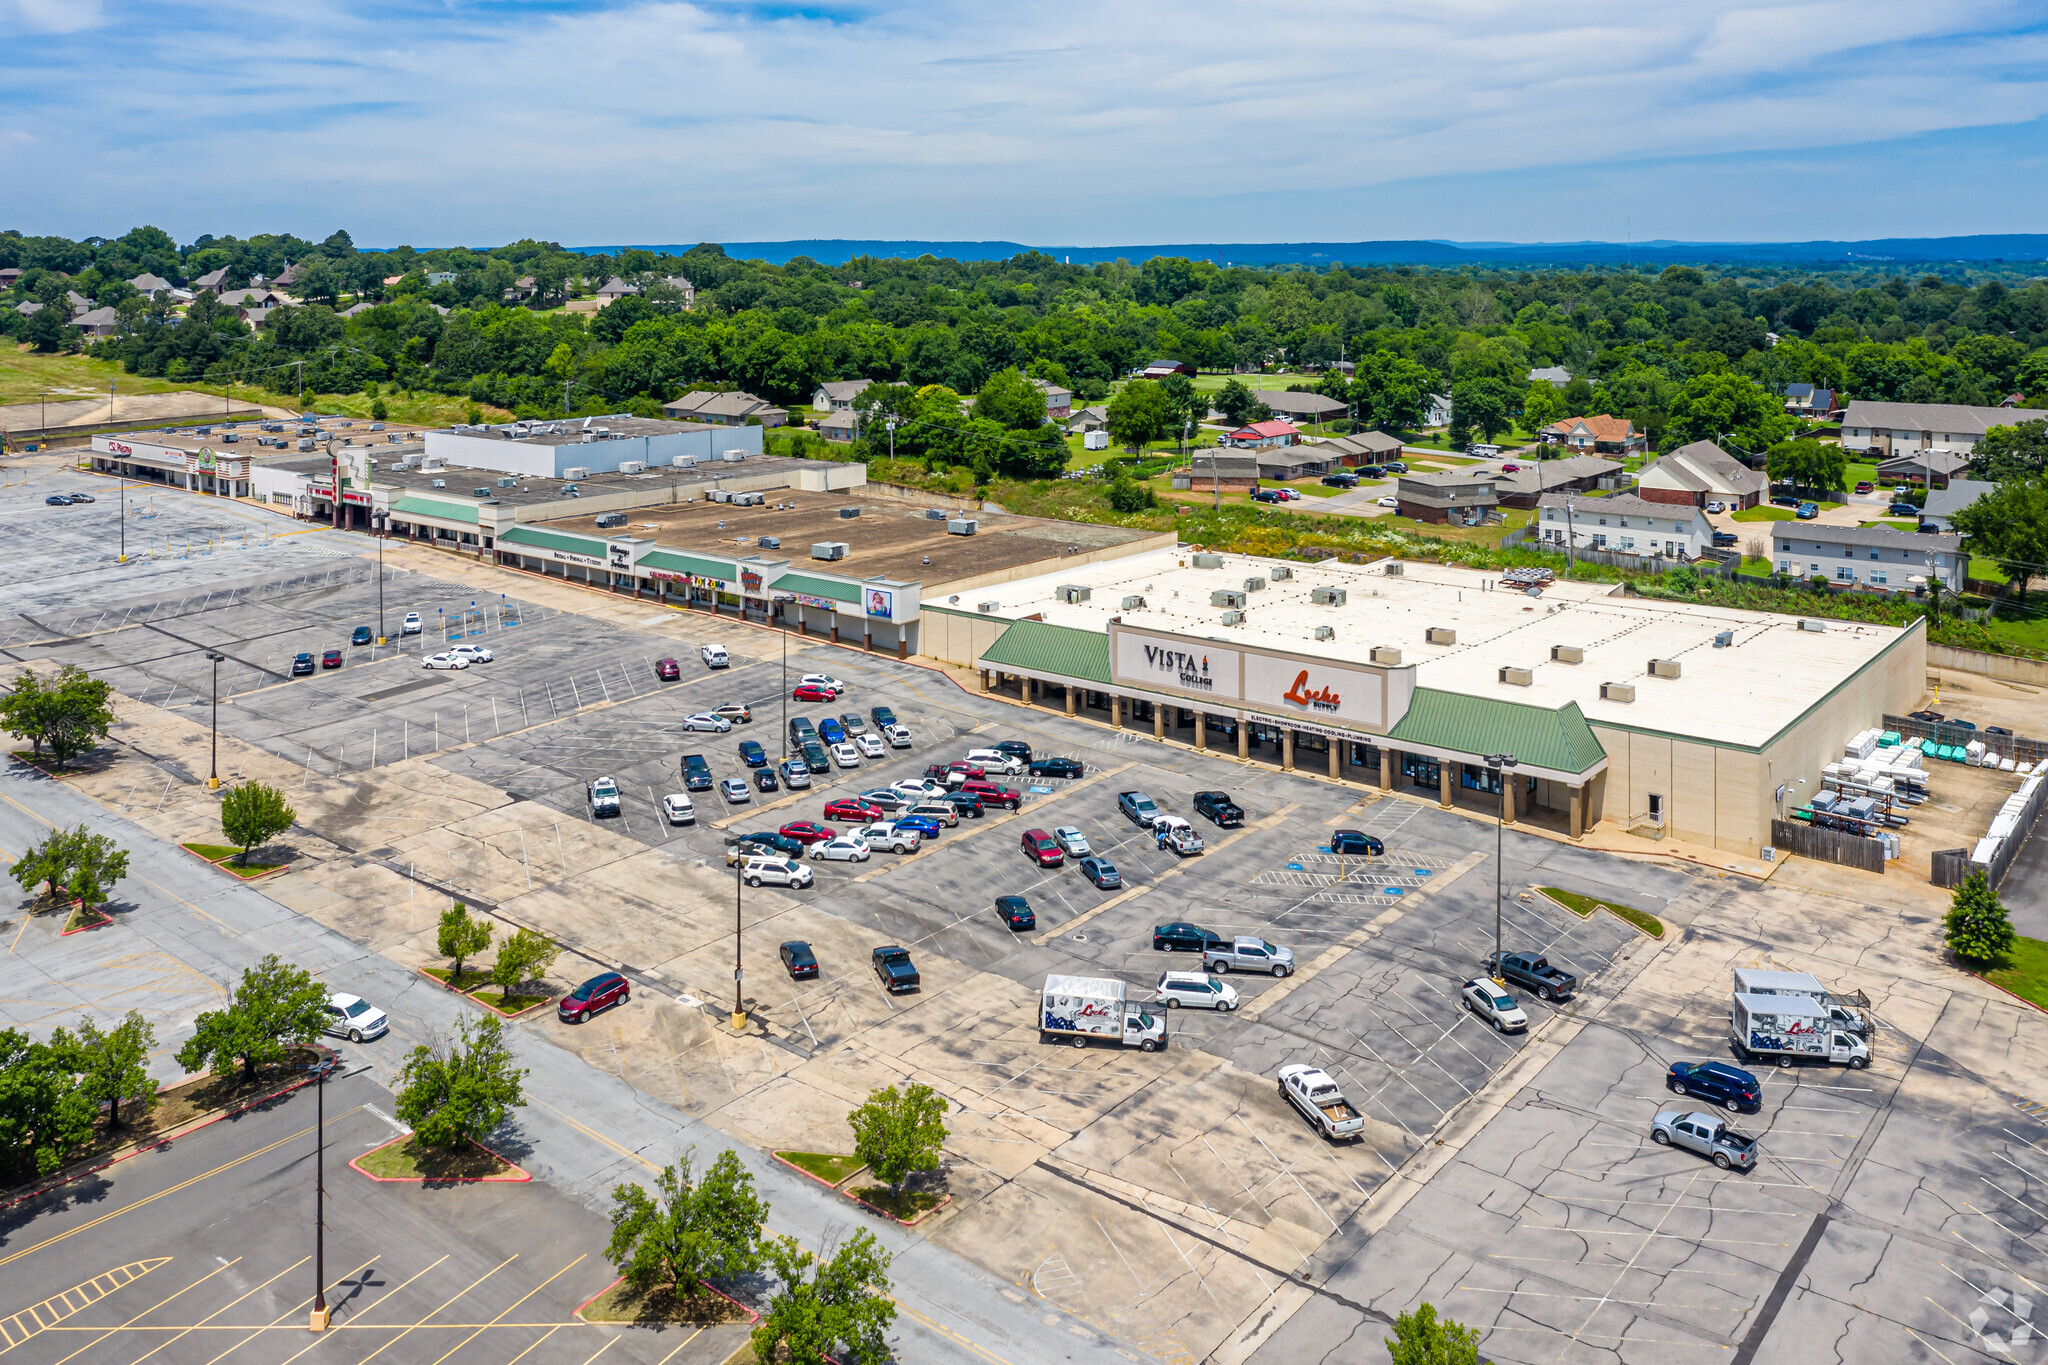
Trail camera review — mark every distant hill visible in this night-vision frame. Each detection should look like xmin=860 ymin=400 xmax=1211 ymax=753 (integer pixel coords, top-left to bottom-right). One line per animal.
xmin=567 ymin=235 xmax=2048 ymax=269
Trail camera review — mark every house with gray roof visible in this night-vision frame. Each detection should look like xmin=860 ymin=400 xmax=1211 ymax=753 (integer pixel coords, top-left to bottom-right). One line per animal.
xmin=1173 ymin=453 xmax=1260 ymax=492
xmin=1253 ymin=390 xmax=1346 ymax=425
xmin=1919 ymin=478 xmax=1993 ymax=532
xmin=1315 ymin=429 xmax=1404 ymax=465
xmin=1875 ymin=448 xmax=1973 ymax=489
xmin=1537 ymin=493 xmax=1712 ymax=559
xmin=191 ymin=268 xmax=230 ymax=293
xmin=128 ymin=272 xmax=174 ymax=295
xmin=595 ymin=277 xmax=640 ymax=300
xmin=1492 ymin=454 xmax=1625 ymax=507
xmin=661 ymin=390 xmax=788 ymax=428
xmin=71 ymin=307 xmax=123 ymax=338
xmin=1635 ymin=440 xmax=1768 ymax=509
xmin=1771 ymin=523 xmax=1964 ymax=593
xmin=1840 ymin=400 xmax=2048 ymax=458
xmin=1528 ymin=366 xmax=1572 ymax=386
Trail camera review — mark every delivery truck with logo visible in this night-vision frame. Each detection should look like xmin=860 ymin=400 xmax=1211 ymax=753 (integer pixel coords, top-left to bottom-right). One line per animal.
xmin=1731 ymin=992 xmax=1870 ymax=1069
xmin=1040 ymin=974 xmax=1166 ymax=1051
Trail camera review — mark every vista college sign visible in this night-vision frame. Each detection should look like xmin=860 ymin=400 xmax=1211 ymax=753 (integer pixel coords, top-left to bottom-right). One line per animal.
xmin=1111 ymin=626 xmax=1241 ymax=703
xmin=1143 ymin=644 xmax=1221 ymax=692
xmin=1109 ymin=622 xmax=1412 ymax=734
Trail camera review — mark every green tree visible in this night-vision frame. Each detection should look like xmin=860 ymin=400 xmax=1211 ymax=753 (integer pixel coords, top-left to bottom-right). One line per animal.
xmin=847 ymin=1082 xmax=948 ymax=1198
xmin=1106 ymin=476 xmax=1157 ymax=514
xmin=1969 ymin=419 xmax=2048 ymax=481
xmin=0 ymin=1028 xmax=96 ymax=1183
xmin=10 ymin=825 xmax=128 ymax=909
xmin=58 ymin=1011 xmax=156 ymax=1129
xmin=1214 ymin=377 xmax=1266 ymax=428
xmin=1385 ymin=1302 xmax=1481 ymax=1364
xmin=1449 ymin=378 xmax=1514 ymax=445
xmin=607 ymin=1148 xmax=770 ymax=1300
xmin=971 ymin=367 xmax=1047 ymax=431
xmin=370 ymin=397 xmax=388 ymax=421
xmin=750 ymin=1230 xmax=895 ymax=1365
xmin=1349 ymin=352 xmax=1435 ymax=431
xmin=490 ymin=927 xmax=561 ymax=999
xmin=0 ymin=664 xmax=115 ymax=767
xmin=1521 ymin=381 xmax=1565 ymax=432
xmin=1945 ymin=870 xmax=2015 ymax=967
xmin=394 ymin=1012 xmax=527 ymax=1149
xmin=1952 ymin=476 xmax=2048 ymax=597
xmin=1106 ymin=380 xmax=1172 ymax=450
xmin=176 ymin=954 xmax=329 ymax=1082
xmin=22 ymin=304 xmax=72 ymax=353
xmin=438 ymin=901 xmax=494 ymax=981
xmin=1667 ymin=371 xmax=1795 ymax=451
xmin=1158 ymin=372 xmax=1205 ymax=441
xmin=219 ymin=781 xmax=295 ymax=865
xmin=1765 ymin=438 xmax=1845 ymax=498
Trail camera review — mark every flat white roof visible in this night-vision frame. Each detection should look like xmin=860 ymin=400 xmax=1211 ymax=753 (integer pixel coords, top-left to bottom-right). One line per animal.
xmin=954 ymin=546 xmax=1909 ymax=749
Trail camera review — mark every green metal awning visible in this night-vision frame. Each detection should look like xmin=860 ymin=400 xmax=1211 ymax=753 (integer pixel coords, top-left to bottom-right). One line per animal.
xmin=642 ymin=548 xmax=738 ymax=580
xmin=391 ymin=496 xmax=479 ymax=524
xmin=1387 ymin=688 xmax=1607 ymax=776
xmin=772 ymin=571 xmax=861 ymax=605
xmin=499 ymin=525 xmax=606 ymax=556
xmin=976 ymin=619 xmax=1112 ymax=685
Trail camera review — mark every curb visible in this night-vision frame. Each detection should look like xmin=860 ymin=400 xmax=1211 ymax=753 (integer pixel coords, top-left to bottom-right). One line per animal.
xmin=469 ymin=991 xmax=554 ymax=1020
xmin=770 ymin=1150 xmax=865 ymax=1191
xmin=1976 ymin=971 xmax=2048 ymax=1016
xmin=574 ymin=1274 xmax=762 ymax=1327
xmin=1531 ymin=887 xmax=1665 ymax=940
xmin=59 ymin=907 xmax=113 ymax=936
xmin=348 ymin=1133 xmax=532 ymax=1183
xmin=770 ymin=1152 xmax=948 ymax=1227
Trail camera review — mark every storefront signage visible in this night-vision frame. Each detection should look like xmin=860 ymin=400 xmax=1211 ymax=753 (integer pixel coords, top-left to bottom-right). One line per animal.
xmin=1282 ymin=670 xmax=1340 ymax=712
xmin=108 ymin=440 xmax=133 ymax=455
xmin=741 ymin=569 xmax=764 ymax=594
xmin=1111 ymin=627 xmax=1243 ymax=702
xmin=340 ymin=489 xmax=371 ymax=504
xmin=1243 ymin=653 xmax=1388 ymax=730
xmin=550 ymin=548 xmax=607 ymax=568
xmin=865 ymin=587 xmax=894 ymax=619
xmin=197 ymin=448 xmax=216 ymax=472
xmin=607 ymin=543 xmax=633 ymax=569
xmin=795 ymin=594 xmax=836 ymax=611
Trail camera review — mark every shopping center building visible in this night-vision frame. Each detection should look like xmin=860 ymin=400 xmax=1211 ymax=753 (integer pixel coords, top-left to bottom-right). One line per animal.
xmin=922 ymin=547 xmax=1924 ymax=856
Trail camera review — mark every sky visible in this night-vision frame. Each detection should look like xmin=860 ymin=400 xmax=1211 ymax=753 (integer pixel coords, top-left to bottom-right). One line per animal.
xmin=3 ymin=0 xmax=2047 ymax=249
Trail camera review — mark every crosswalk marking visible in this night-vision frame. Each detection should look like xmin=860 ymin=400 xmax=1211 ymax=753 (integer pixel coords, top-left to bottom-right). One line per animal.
xmin=0 ymin=1258 xmax=171 ymax=1352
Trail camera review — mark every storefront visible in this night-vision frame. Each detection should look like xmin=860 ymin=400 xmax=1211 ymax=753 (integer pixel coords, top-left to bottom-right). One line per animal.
xmin=89 ymin=436 xmax=252 ymax=497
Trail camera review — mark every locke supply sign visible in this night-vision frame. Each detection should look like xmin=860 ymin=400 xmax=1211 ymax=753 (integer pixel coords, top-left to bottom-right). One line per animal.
xmin=1240 ymin=651 xmax=1394 ymax=731
xmin=1110 ymin=625 xmax=1242 ymax=701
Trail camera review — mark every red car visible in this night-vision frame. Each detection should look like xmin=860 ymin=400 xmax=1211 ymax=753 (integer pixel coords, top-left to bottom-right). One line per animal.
xmin=779 ymin=820 xmax=836 ymax=845
xmin=1021 ymin=828 xmax=1064 ymax=867
xmin=656 ymin=658 xmax=681 ymax=681
xmin=1501 ymin=463 xmax=1521 ymax=473
xmin=320 ymin=648 xmax=343 ymax=669
xmin=793 ymin=683 xmax=837 ymax=702
xmin=823 ymin=798 xmax=882 ymax=823
xmin=961 ymin=779 xmax=1021 ymax=810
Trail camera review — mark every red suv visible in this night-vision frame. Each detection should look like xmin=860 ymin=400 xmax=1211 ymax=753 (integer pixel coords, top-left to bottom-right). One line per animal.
xmin=1021 ymin=829 xmax=1064 ymax=866
xmin=655 ymin=658 xmax=681 ymax=680
xmin=559 ymin=971 xmax=629 ymax=1023
xmin=823 ymin=798 xmax=882 ymax=823
xmin=962 ymin=779 xmax=1022 ymax=810
xmin=793 ymin=683 xmax=836 ymax=701
xmin=779 ymin=820 xmax=836 ymax=845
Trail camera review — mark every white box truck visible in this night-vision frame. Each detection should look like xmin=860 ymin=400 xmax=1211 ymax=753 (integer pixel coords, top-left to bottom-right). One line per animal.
xmin=1731 ymin=968 xmax=1870 ymax=1035
xmin=1731 ymin=992 xmax=1870 ymax=1069
xmin=1040 ymin=974 xmax=1167 ymax=1051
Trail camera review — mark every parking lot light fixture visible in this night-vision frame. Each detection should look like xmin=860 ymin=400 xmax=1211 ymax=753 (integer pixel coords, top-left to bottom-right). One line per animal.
xmin=1484 ymin=753 xmax=1517 ymax=985
xmin=309 ymin=1061 xmax=329 ymax=1331
xmin=206 ymin=651 xmax=227 ymax=789
xmin=371 ymin=510 xmax=387 ymax=642
xmin=731 ymin=850 xmax=746 ymax=1031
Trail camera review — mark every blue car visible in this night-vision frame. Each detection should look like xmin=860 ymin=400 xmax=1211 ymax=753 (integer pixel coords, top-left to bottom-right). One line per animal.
xmin=895 ymin=814 xmax=943 ymax=839
xmin=819 ymin=718 xmax=846 ymax=745
xmin=1795 ymin=502 xmax=1819 ymax=519
xmin=1078 ymin=857 xmax=1122 ymax=889
xmin=1666 ymin=1061 xmax=1760 ymax=1113
xmin=738 ymin=739 xmax=767 ymax=768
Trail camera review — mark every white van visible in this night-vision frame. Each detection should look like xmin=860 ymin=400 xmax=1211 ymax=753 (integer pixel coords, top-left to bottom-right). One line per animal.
xmin=700 ymin=644 xmax=730 ymax=669
xmin=964 ymin=747 xmax=1024 ymax=775
xmin=1153 ymin=971 xmax=1238 ymax=1012
xmin=741 ymin=855 xmax=812 ymax=889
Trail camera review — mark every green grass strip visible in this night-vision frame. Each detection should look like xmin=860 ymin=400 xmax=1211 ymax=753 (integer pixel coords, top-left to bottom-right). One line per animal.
xmin=1540 ymin=886 xmax=1664 ymax=939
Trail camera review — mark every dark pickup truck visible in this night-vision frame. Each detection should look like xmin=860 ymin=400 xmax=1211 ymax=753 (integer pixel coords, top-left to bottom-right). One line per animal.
xmin=1486 ymin=950 xmax=1578 ymax=1001
xmin=1192 ymin=790 xmax=1244 ymax=828
xmin=872 ymin=945 xmax=920 ymax=993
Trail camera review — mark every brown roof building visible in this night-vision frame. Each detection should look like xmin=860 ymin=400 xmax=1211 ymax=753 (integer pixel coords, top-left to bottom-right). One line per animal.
xmin=1541 ymin=414 xmax=1645 ymax=455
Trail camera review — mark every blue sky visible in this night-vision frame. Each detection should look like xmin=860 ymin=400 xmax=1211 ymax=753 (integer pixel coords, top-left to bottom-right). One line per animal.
xmin=3 ymin=0 xmax=2046 ymax=248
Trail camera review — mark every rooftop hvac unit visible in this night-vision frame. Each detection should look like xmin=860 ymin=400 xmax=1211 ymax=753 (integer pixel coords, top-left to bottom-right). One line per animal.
xmin=1426 ymin=626 xmax=1457 ymax=645
xmin=925 ymin=508 xmax=947 ymax=520
xmin=947 ymin=518 xmax=977 ymax=535
xmin=1211 ymin=589 xmax=1247 ymax=608
xmin=1220 ymin=610 xmax=1245 ymax=626
xmin=721 ymin=450 xmax=746 ymax=462
xmin=1244 ymin=576 xmax=1266 ymax=592
xmin=497 ymin=476 xmax=516 ymax=488
xmin=1601 ymin=681 xmax=1637 ymax=702
xmin=1313 ymin=624 xmax=1335 ymax=641
xmin=837 ymin=506 xmax=860 ymax=519
xmin=296 ymin=438 xmax=315 ymax=451
xmin=1192 ymin=553 xmax=1223 ymax=568
xmin=1121 ymin=595 xmax=1146 ymax=610
xmin=1499 ymin=665 xmax=1534 ymax=686
xmin=1370 ymin=646 xmax=1402 ymax=666
xmin=671 ymin=454 xmax=699 ymax=468
xmin=978 ymin=601 xmax=1000 ymax=613
xmin=708 ymin=489 xmax=732 ymax=503
xmin=471 ymin=487 xmax=490 ymax=497
xmin=1311 ymin=586 xmax=1347 ymax=606
xmin=758 ymin=536 xmax=781 ymax=549
xmin=1270 ymin=565 xmax=1294 ymax=580
xmin=1551 ymin=644 xmax=1584 ymax=664
xmin=1384 ymin=562 xmax=1404 ymax=576
xmin=618 ymin=461 xmax=646 ymax=474
xmin=431 ymin=479 xmax=446 ymax=489
xmin=561 ymin=466 xmax=589 ymax=480
xmin=734 ymin=491 xmax=765 ymax=506
xmin=1798 ymin=618 xmax=1827 ymax=633
xmin=1649 ymin=658 xmax=1682 ymax=679
xmin=1057 ymin=585 xmax=1092 ymax=604
xmin=1713 ymin=629 xmax=1734 ymax=648
xmin=811 ymin=541 xmax=849 ymax=561
xmin=579 ymin=431 xmax=594 ymax=443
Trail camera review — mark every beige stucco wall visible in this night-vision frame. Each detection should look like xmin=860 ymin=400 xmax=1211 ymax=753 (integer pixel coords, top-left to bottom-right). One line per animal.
xmin=920 ymin=607 xmax=1016 ymax=670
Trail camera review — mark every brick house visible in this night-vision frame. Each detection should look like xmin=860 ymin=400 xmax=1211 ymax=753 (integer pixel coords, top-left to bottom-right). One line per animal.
xmin=1540 ymin=414 xmax=1646 ymax=455
xmin=1634 ymin=440 xmax=1767 ymax=509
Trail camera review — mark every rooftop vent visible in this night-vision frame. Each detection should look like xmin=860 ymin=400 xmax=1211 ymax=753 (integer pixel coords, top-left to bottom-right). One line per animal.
xmin=838 ymin=506 xmax=860 ymax=519
xmin=1426 ymin=626 xmax=1457 ymax=645
xmin=1313 ymin=624 xmax=1335 ymax=641
xmin=1057 ymin=585 xmax=1092 ymax=604
xmin=1499 ymin=665 xmax=1534 ymax=686
xmin=1601 ymin=681 xmax=1637 ymax=703
xmin=977 ymin=601 xmax=999 ymax=613
xmin=431 ymin=479 xmax=446 ymax=489
xmin=1551 ymin=644 xmax=1584 ymax=664
xmin=811 ymin=541 xmax=849 ymax=561
xmin=947 ymin=518 xmax=977 ymax=536
xmin=561 ymin=466 xmax=589 ymax=480
xmin=1713 ymin=629 xmax=1734 ymax=648
xmin=924 ymin=508 xmax=947 ymax=520
xmin=617 ymin=460 xmax=646 ymax=474
xmin=671 ymin=454 xmax=699 ymax=468
xmin=758 ymin=536 xmax=781 ymax=549
xmin=1384 ymin=562 xmax=1404 ymax=576
xmin=1798 ymin=618 xmax=1826 ymax=633
xmin=1220 ymin=609 xmax=1245 ymax=626
xmin=1270 ymin=565 xmax=1294 ymax=580
xmin=1211 ymin=589 xmax=1247 ymax=609
xmin=1370 ymin=645 xmax=1402 ymax=666
xmin=497 ymin=476 xmax=516 ymax=488
xmin=1311 ymin=586 xmax=1347 ymax=606
xmin=1121 ymin=595 xmax=1146 ymax=610
xmin=1192 ymin=553 xmax=1224 ymax=568
xmin=1649 ymin=658 xmax=1682 ymax=679
xmin=1243 ymin=576 xmax=1266 ymax=592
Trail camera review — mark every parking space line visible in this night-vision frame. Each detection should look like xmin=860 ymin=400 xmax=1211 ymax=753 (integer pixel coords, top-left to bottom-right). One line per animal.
xmin=122 ymin=1255 xmax=309 ymax=1365
xmin=422 ymin=1256 xmax=586 ymax=1365
xmin=352 ymin=1255 xmax=518 ymax=1365
xmin=46 ymin=1259 xmax=242 ymax=1365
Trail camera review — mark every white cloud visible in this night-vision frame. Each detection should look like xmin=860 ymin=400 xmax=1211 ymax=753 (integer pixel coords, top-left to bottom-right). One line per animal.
xmin=0 ymin=0 xmax=103 ymax=34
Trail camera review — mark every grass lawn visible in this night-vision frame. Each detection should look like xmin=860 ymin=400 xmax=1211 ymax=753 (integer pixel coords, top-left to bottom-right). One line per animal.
xmin=579 ymin=1281 xmax=752 ymax=1326
xmin=1285 ymin=480 xmax=1345 ymax=498
xmin=470 ymin=986 xmax=550 ymax=1015
xmin=63 ymin=904 xmax=112 ymax=932
xmin=776 ymin=1151 xmax=866 ymax=1186
xmin=423 ymin=965 xmax=495 ymax=992
xmin=355 ymin=1136 xmax=518 ymax=1180
xmin=1844 ymin=460 xmax=1881 ymax=487
xmin=216 ymin=860 xmax=284 ymax=879
xmin=1540 ymin=886 xmax=1664 ymax=939
xmin=1972 ymin=557 xmax=2013 ymax=585
xmin=1981 ymin=935 xmax=2048 ymax=1013
xmin=180 ymin=841 xmax=244 ymax=862
xmin=1188 ymin=371 xmax=1320 ymax=393
xmin=1732 ymin=506 xmax=1797 ymax=523
xmin=848 ymin=1183 xmax=947 ymax=1222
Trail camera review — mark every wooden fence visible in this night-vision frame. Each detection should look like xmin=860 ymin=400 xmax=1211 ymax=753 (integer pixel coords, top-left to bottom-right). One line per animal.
xmin=1771 ymin=819 xmax=1886 ymax=873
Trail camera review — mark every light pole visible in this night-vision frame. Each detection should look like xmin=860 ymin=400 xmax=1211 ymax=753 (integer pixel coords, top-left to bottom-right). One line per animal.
xmin=309 ymin=1060 xmax=329 ymax=1331
xmin=118 ymin=466 xmax=126 ymax=563
xmin=371 ymin=510 xmax=388 ymax=642
xmin=206 ymin=651 xmax=226 ymax=790
xmin=885 ymin=415 xmax=898 ymax=462
xmin=1484 ymin=752 xmax=1518 ymax=983
xmin=731 ymin=845 xmax=746 ymax=1032
xmin=773 ymin=593 xmax=796 ymax=764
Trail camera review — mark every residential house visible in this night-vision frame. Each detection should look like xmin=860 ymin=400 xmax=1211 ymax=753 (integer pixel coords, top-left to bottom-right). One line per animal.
xmin=1030 ymin=377 xmax=1073 ymax=420
xmin=1537 ymin=493 xmax=1712 ymax=560
xmin=242 ymin=306 xmax=279 ymax=330
xmin=1396 ymin=471 xmax=1498 ymax=525
xmin=65 ymin=291 xmax=89 ymax=314
xmin=128 ymin=272 xmax=174 ymax=295
xmin=1540 ymin=413 xmax=1645 ymax=455
xmin=1423 ymin=392 xmax=1453 ymax=427
xmin=1919 ymin=479 xmax=1994 ymax=532
xmin=1838 ymin=400 xmax=2048 ymax=457
xmin=595 ymin=277 xmax=640 ymax=300
xmin=1874 ymin=449 xmax=1972 ymax=489
xmin=1173 ymin=454 xmax=1260 ymax=492
xmin=1634 ymin=440 xmax=1767 ymax=509
xmin=14 ymin=300 xmax=42 ymax=316
xmin=216 ymin=287 xmax=282 ymax=310
xmin=504 ymin=276 xmax=538 ymax=303
xmin=0 ymin=267 xmax=20 ymax=290
xmin=71 ymin=307 xmax=122 ymax=338
xmin=811 ymin=379 xmax=874 ymax=415
xmin=816 ymin=408 xmax=861 ymax=443
xmin=661 ymin=390 xmax=789 ymax=428
xmin=1491 ymin=455 xmax=1625 ymax=509
xmin=1254 ymin=390 xmax=1346 ymax=426
xmin=1219 ymin=420 xmax=1301 ymax=450
xmin=1314 ymin=430 xmax=1404 ymax=467
xmin=1772 ymin=524 xmax=1964 ymax=594
xmin=1066 ymin=405 xmax=1110 ymax=435
xmin=1528 ymin=366 xmax=1572 ymax=386
xmin=272 ymin=262 xmax=303 ymax=288
xmin=657 ymin=275 xmax=696 ymax=308
xmin=191 ymin=268 xmax=229 ymax=293
xmin=1781 ymin=383 xmax=1839 ymax=418
xmin=1255 ymin=450 xmax=1331 ymax=482
xmin=1138 ymin=358 xmax=1196 ymax=379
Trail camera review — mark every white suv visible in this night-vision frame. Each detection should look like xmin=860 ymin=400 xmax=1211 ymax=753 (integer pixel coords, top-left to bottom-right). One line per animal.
xmin=965 ymin=747 xmax=1024 ymax=775
xmin=401 ymin=612 xmax=422 ymax=635
xmin=661 ymin=793 xmax=695 ymax=825
xmin=1153 ymin=972 xmax=1237 ymax=1012
xmin=741 ymin=855 xmax=813 ymax=889
xmin=701 ymin=644 xmax=729 ymax=668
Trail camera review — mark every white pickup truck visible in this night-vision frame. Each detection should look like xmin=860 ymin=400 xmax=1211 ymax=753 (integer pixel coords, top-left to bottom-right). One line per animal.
xmin=1278 ymin=1064 xmax=1364 ymax=1142
xmin=1154 ymin=816 xmax=1205 ymax=857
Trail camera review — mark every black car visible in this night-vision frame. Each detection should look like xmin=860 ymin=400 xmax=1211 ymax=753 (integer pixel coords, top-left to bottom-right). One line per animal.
xmin=779 ymin=940 xmax=819 ymax=980
xmin=1028 ymin=757 xmax=1084 ymax=779
xmin=753 ymin=767 xmax=780 ymax=793
xmin=735 ymin=830 xmax=804 ymax=858
xmin=1667 ymin=1061 xmax=1760 ymax=1113
xmin=941 ymin=791 xmax=985 ymax=818
xmin=1358 ymin=465 xmax=1385 ymax=478
xmin=290 ymin=652 xmax=315 ymax=676
xmin=1382 ymin=461 xmax=1408 ymax=473
xmin=559 ymin=971 xmax=629 ymax=1023
xmin=1191 ymin=790 xmax=1244 ymax=827
xmin=993 ymin=739 xmax=1032 ymax=763
xmin=350 ymin=626 xmax=373 ymax=646
xmin=870 ymin=704 xmax=898 ymax=729
xmin=43 ymin=494 xmax=71 ymax=506
xmin=1250 ymin=488 xmax=1283 ymax=504
xmin=1771 ymin=493 xmax=1800 ymax=508
xmin=739 ymin=739 xmax=767 ymax=767
xmin=1330 ymin=829 xmax=1384 ymax=856
xmin=1888 ymin=500 xmax=1920 ymax=516
xmin=1153 ymin=921 xmax=1222 ymax=952
xmin=995 ymin=895 xmax=1035 ymax=930
xmin=1078 ymin=857 xmax=1122 ymax=889
xmin=873 ymin=945 xmax=920 ymax=993
xmin=1710 ymin=531 xmax=1739 ymax=547
xmin=1320 ymin=472 xmax=1358 ymax=488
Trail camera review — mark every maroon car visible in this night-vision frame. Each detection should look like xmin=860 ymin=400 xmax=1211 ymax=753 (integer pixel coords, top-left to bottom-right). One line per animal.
xmin=961 ymin=779 xmax=1022 ymax=810
xmin=1021 ymin=828 xmax=1064 ymax=867
xmin=779 ymin=820 xmax=836 ymax=845
xmin=823 ymin=798 xmax=883 ymax=823
xmin=655 ymin=657 xmax=681 ymax=681
xmin=793 ymin=683 xmax=836 ymax=701
xmin=320 ymin=648 xmax=343 ymax=669
xmin=559 ymin=971 xmax=629 ymax=1023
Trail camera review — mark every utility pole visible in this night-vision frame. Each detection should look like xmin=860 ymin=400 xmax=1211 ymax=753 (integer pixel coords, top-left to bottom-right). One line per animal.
xmin=206 ymin=652 xmax=226 ymax=789
xmin=1484 ymin=753 xmax=1517 ymax=983
xmin=309 ymin=1061 xmax=329 ymax=1331
xmin=886 ymin=415 xmax=898 ymax=462
xmin=731 ymin=850 xmax=746 ymax=1032
xmin=1563 ymin=495 xmax=1577 ymax=578
xmin=118 ymin=467 xmax=126 ymax=563
xmin=372 ymin=510 xmax=387 ymax=642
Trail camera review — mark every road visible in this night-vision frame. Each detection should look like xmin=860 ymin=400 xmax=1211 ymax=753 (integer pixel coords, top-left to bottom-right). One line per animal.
xmin=0 ymin=759 xmax=1146 ymax=1365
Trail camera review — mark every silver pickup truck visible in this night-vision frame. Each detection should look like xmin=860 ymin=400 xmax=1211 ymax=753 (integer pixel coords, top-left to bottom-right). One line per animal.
xmin=1204 ymin=935 xmax=1294 ymax=978
xmin=1650 ymin=1109 xmax=1758 ymax=1171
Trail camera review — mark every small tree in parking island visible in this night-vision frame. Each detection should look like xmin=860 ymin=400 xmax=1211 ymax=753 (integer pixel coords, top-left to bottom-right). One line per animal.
xmin=489 ymin=928 xmax=561 ymax=1000
xmin=1946 ymin=870 xmax=2016 ymax=967
xmin=394 ymin=1013 xmax=526 ymax=1149
xmin=219 ymin=780 xmax=295 ymax=865
xmin=10 ymin=825 xmax=128 ymax=909
xmin=750 ymin=1230 xmax=895 ymax=1365
xmin=607 ymin=1147 xmax=769 ymax=1301
xmin=437 ymin=901 xmax=493 ymax=982
xmin=0 ymin=664 xmax=116 ymax=767
xmin=847 ymin=1081 xmax=948 ymax=1199
xmin=57 ymin=1010 xmax=158 ymax=1129
xmin=1384 ymin=1302 xmax=1482 ymax=1365
xmin=177 ymin=955 xmax=329 ymax=1082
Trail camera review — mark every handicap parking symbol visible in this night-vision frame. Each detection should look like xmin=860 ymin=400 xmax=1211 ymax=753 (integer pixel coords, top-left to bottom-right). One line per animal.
xmin=1286 ymin=862 xmax=1304 ymax=871
xmin=1029 ymin=785 xmax=1053 ymax=794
